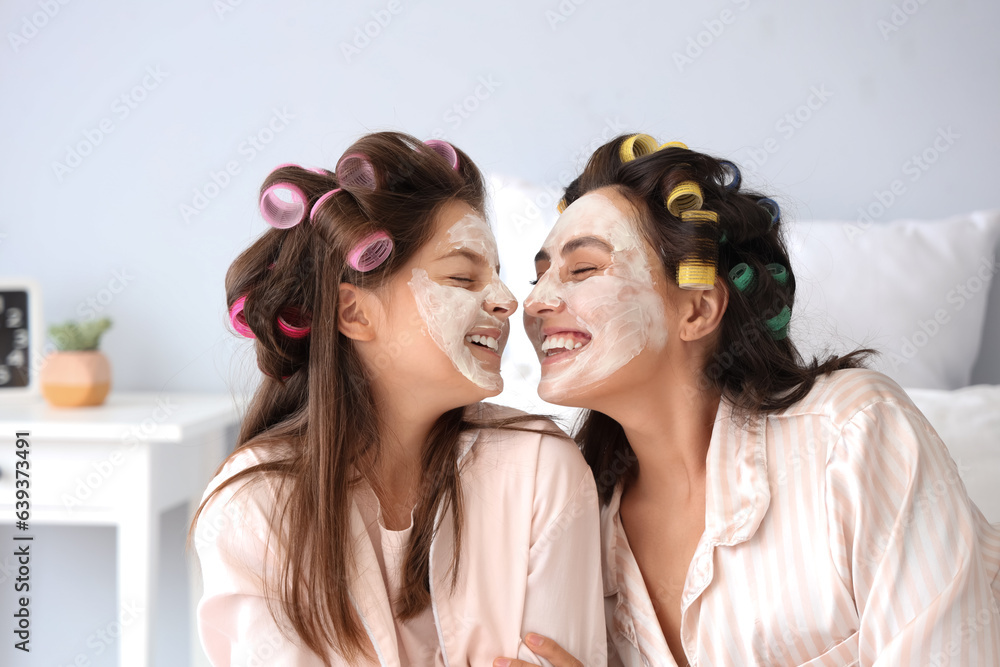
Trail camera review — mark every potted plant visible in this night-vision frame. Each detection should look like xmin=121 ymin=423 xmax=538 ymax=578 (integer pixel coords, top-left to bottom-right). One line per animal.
xmin=40 ymin=317 xmax=113 ymax=407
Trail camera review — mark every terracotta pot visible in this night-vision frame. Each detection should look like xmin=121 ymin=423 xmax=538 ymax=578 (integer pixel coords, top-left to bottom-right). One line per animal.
xmin=40 ymin=350 xmax=112 ymax=407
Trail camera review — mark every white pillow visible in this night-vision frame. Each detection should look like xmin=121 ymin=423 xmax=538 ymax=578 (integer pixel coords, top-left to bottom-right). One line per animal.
xmin=786 ymin=210 xmax=1000 ymax=389
xmin=904 ymin=384 xmax=1000 ymax=523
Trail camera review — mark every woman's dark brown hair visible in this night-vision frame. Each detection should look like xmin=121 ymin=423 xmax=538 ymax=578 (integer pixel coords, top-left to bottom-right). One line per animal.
xmin=187 ymin=131 xmax=552 ymax=662
xmin=566 ymin=134 xmax=875 ymax=503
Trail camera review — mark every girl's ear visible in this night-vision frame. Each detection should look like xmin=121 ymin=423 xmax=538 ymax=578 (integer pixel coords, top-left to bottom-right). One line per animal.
xmin=677 ymin=281 xmax=729 ymax=342
xmin=337 ymin=283 xmax=377 ymax=341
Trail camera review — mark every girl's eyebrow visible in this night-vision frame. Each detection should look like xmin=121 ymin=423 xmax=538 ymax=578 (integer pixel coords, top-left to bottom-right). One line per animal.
xmin=436 ymin=248 xmax=500 ymax=273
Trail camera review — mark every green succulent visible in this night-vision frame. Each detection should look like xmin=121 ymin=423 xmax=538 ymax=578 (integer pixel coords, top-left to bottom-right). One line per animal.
xmin=49 ymin=317 xmax=113 ymax=351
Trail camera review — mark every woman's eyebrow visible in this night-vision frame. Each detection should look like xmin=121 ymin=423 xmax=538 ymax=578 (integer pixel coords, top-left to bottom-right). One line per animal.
xmin=534 ymin=236 xmax=613 ymax=264
xmin=560 ymin=236 xmax=614 ymax=255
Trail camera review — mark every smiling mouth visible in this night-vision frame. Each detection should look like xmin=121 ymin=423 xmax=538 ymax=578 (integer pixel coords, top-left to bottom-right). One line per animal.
xmin=465 ymin=333 xmax=500 ymax=353
xmin=540 ymin=331 xmax=592 ymax=357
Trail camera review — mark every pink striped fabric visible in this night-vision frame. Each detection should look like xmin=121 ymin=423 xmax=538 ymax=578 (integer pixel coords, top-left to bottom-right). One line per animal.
xmin=601 ymin=368 xmax=1000 ymax=666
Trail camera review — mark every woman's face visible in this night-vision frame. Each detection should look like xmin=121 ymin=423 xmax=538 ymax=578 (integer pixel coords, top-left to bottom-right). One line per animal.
xmin=523 ymin=188 xmax=669 ymax=405
xmin=370 ymin=200 xmax=517 ymax=406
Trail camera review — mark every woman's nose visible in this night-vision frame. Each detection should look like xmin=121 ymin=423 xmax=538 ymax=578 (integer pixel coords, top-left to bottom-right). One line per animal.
xmin=524 ymin=276 xmax=562 ymax=317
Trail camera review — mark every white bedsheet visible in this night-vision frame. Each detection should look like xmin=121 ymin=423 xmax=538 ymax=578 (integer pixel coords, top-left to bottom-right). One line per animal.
xmin=904 ymin=384 xmax=1000 ymax=523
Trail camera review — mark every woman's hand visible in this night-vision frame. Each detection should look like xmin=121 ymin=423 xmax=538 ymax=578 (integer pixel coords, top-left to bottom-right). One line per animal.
xmin=493 ymin=633 xmax=584 ymax=667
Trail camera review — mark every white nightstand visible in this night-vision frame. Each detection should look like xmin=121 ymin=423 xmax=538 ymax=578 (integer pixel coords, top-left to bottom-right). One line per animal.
xmin=0 ymin=392 xmax=242 ymax=667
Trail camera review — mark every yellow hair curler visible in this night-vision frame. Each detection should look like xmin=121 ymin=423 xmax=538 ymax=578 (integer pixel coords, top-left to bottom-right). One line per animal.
xmin=679 ymin=209 xmax=718 ymax=224
xmin=619 ymin=134 xmax=659 ymax=163
xmin=677 ymin=262 xmax=717 ymax=290
xmin=666 ymin=181 xmax=704 ymax=217
xmin=676 ymin=209 xmax=719 ymax=290
xmin=658 ymin=140 xmax=688 ymax=150
xmin=557 ymin=198 xmax=567 ymax=214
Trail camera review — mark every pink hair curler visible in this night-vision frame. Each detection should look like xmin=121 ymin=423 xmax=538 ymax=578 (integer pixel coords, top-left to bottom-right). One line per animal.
xmin=277 ymin=307 xmax=311 ymax=338
xmin=229 ymin=295 xmax=255 ymax=339
xmin=424 ymin=139 xmax=460 ymax=171
xmin=309 ymin=188 xmax=342 ymax=221
xmin=260 ymin=182 xmax=308 ymax=229
xmin=336 ymin=153 xmax=378 ymax=190
xmin=348 ymin=231 xmax=394 ymax=272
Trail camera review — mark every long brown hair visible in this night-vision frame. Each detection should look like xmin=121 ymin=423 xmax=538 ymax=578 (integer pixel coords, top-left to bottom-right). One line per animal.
xmin=565 ymin=134 xmax=875 ymax=503
xmin=188 ymin=131 xmax=553 ymax=662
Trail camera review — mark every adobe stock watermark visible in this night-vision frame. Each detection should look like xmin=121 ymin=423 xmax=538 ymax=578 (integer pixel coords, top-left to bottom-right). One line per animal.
xmin=885 ymin=255 xmax=996 ymax=371
xmin=61 ymin=396 xmax=179 ymax=509
xmin=533 ymin=467 xmax=601 ymax=552
xmin=179 ymin=107 xmax=294 ymax=224
xmin=340 ymin=0 xmax=403 ymax=63
xmin=51 ymin=66 xmax=169 ymax=182
xmin=858 ymin=452 xmax=974 ymax=569
xmin=844 ymin=126 xmax=959 ymax=242
xmin=877 ymin=0 xmax=932 ymax=41
xmin=7 ymin=0 xmax=73 ymax=53
xmin=738 ymin=84 xmax=834 ymax=173
xmin=213 ymin=0 xmax=246 ymax=20
xmin=928 ymin=604 xmax=999 ymax=666
xmin=545 ymin=0 xmax=587 ymax=31
xmin=76 ymin=268 xmax=135 ymax=321
xmin=673 ymin=0 xmax=752 ymax=73
xmin=57 ymin=602 xmax=143 ymax=666
xmin=570 ymin=117 xmax=628 ymax=170
xmin=504 ymin=117 xmax=627 ymax=236
xmin=193 ymin=498 xmax=241 ymax=552
xmin=427 ymin=75 xmax=502 ymax=140
xmin=774 ymin=420 xmax=843 ymax=486
xmin=752 ymin=623 xmax=825 ymax=664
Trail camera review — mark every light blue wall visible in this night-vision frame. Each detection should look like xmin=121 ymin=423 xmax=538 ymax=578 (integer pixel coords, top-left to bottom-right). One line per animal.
xmin=2 ymin=0 xmax=997 ymax=395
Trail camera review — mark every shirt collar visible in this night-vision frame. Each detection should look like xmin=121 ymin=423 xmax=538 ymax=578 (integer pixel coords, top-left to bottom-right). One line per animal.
xmin=600 ymin=395 xmax=771 ymax=597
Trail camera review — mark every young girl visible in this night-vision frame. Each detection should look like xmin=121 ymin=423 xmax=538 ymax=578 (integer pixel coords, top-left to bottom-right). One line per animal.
xmin=190 ymin=132 xmax=606 ymax=666
xmin=497 ymin=134 xmax=1000 ymax=666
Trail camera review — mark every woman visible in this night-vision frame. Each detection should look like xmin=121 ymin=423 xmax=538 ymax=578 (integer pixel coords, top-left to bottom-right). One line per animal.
xmin=190 ymin=132 xmax=606 ymax=666
xmin=497 ymin=134 xmax=1000 ymax=666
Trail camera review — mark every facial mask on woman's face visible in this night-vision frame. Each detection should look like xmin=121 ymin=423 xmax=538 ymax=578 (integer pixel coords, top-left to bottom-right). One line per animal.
xmin=524 ymin=193 xmax=667 ymax=402
xmin=408 ymin=213 xmax=515 ymax=392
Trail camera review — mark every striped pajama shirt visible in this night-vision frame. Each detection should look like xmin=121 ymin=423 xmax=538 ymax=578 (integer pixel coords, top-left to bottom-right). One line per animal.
xmin=601 ymin=368 xmax=1000 ymax=666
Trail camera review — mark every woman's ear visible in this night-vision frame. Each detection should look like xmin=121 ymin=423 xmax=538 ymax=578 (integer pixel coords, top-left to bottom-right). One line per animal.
xmin=677 ymin=281 xmax=729 ymax=342
xmin=337 ymin=283 xmax=377 ymax=341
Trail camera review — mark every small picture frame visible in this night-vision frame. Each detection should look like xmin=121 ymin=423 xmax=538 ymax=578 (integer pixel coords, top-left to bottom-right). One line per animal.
xmin=0 ymin=277 xmax=44 ymax=397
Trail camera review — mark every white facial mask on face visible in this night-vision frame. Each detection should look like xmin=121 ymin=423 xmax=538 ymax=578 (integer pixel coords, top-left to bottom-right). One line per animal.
xmin=408 ymin=213 xmax=515 ymax=392
xmin=524 ymin=192 xmax=667 ymax=402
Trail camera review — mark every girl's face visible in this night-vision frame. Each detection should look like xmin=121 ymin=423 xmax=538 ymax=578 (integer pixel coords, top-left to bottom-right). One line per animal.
xmin=369 ymin=200 xmax=517 ymax=406
xmin=523 ymin=189 xmax=669 ymax=405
